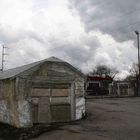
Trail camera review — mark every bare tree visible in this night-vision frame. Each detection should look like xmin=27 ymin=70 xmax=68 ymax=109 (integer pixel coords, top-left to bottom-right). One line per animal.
xmin=91 ymin=65 xmax=119 ymax=79
xmin=130 ymin=63 xmax=138 ymax=76
xmin=125 ymin=63 xmax=138 ymax=81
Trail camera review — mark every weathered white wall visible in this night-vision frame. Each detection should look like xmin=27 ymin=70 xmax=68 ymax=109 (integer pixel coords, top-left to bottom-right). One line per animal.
xmin=0 ymin=100 xmax=10 ymax=124
xmin=75 ymin=77 xmax=85 ymax=96
xmin=76 ymin=97 xmax=85 ymax=120
xmin=18 ymin=100 xmax=32 ymax=127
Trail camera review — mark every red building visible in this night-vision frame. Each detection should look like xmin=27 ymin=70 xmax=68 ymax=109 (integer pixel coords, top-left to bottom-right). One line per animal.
xmin=87 ymin=76 xmax=113 ymax=95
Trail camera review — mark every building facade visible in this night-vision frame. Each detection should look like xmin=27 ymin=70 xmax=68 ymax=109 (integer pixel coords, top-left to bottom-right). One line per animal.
xmin=109 ymin=81 xmax=135 ymax=96
xmin=87 ymin=76 xmax=113 ymax=95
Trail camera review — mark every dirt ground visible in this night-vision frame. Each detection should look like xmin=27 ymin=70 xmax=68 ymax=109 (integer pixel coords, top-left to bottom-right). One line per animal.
xmin=31 ymin=97 xmax=140 ymax=140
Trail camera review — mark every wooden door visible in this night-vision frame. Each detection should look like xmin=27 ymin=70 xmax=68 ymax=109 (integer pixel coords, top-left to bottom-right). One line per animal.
xmin=38 ymin=97 xmax=51 ymax=123
xmin=50 ymin=104 xmax=71 ymax=122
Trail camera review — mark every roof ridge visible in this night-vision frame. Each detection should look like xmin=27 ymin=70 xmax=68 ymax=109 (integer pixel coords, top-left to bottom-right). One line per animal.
xmin=0 ymin=56 xmax=65 ymax=79
xmin=1 ymin=56 xmax=63 ymax=72
xmin=0 ymin=56 xmax=85 ymax=80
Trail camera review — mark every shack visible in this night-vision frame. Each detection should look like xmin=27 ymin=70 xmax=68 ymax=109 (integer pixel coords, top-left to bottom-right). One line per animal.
xmin=0 ymin=57 xmax=85 ymax=127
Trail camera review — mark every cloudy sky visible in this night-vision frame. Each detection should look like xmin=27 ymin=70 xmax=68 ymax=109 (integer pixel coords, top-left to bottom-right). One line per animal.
xmin=0 ymin=0 xmax=139 ymax=79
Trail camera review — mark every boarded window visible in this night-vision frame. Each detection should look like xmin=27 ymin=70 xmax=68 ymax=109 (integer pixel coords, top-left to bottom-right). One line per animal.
xmin=51 ymin=89 xmax=69 ymax=97
xmin=30 ymin=88 xmax=50 ymax=97
xmin=32 ymin=97 xmax=50 ymax=123
xmin=31 ymin=87 xmax=70 ymax=123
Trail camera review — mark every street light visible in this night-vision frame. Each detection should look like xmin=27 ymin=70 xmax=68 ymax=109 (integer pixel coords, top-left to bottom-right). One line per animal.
xmin=135 ymin=30 xmax=140 ymax=96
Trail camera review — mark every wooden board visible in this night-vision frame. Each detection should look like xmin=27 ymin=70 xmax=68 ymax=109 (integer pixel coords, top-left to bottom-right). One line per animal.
xmin=51 ymin=89 xmax=69 ymax=97
xmin=50 ymin=104 xmax=71 ymax=122
xmin=38 ymin=97 xmax=51 ymax=123
xmin=30 ymin=88 xmax=50 ymax=97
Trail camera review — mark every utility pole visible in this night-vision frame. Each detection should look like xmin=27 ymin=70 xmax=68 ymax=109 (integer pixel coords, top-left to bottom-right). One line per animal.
xmin=0 ymin=44 xmax=8 ymax=72
xmin=135 ymin=31 xmax=140 ymax=96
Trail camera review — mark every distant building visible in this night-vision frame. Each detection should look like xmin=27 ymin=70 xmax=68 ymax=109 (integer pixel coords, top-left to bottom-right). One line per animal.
xmin=87 ymin=76 xmax=113 ymax=95
xmin=109 ymin=81 xmax=135 ymax=96
xmin=0 ymin=57 xmax=85 ymax=127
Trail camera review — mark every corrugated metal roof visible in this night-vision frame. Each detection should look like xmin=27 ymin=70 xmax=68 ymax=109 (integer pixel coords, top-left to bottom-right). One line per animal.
xmin=0 ymin=56 xmax=85 ymax=80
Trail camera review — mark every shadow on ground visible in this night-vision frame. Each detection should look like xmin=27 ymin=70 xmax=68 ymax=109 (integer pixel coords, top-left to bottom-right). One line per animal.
xmin=0 ymin=123 xmax=58 ymax=140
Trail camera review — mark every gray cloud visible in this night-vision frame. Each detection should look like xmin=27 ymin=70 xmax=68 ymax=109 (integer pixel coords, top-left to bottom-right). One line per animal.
xmin=70 ymin=0 xmax=140 ymax=41
xmin=48 ymin=34 xmax=100 ymax=70
xmin=0 ymin=0 xmax=138 ymax=79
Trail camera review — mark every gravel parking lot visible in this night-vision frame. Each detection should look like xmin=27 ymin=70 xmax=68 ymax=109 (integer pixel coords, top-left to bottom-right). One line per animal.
xmin=32 ymin=97 xmax=140 ymax=140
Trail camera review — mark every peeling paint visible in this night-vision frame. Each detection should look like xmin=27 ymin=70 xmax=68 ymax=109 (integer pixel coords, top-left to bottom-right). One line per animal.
xmin=76 ymin=98 xmax=85 ymax=120
xmin=0 ymin=100 xmax=10 ymax=124
xmin=18 ymin=100 xmax=32 ymax=127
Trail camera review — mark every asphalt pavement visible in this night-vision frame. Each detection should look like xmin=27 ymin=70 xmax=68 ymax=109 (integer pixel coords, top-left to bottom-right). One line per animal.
xmin=31 ymin=97 xmax=140 ymax=140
